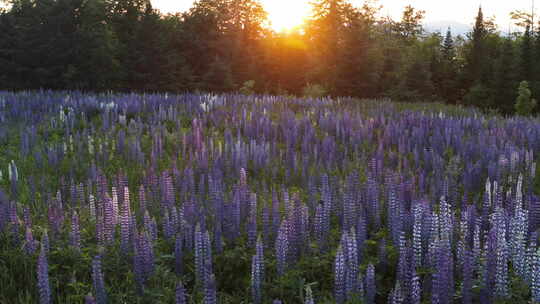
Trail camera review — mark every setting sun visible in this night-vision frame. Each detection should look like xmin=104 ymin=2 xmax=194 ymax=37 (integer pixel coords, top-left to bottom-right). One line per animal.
xmin=261 ymin=0 xmax=311 ymax=31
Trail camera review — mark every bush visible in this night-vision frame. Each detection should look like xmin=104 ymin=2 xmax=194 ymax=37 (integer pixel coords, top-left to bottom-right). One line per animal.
xmin=464 ymin=83 xmax=491 ymax=109
xmin=515 ymin=80 xmax=537 ymax=116
xmin=239 ymin=80 xmax=256 ymax=95
xmin=303 ymin=83 xmax=328 ymax=98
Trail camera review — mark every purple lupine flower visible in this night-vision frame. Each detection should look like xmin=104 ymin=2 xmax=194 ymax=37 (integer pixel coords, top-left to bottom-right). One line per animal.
xmin=378 ymin=238 xmax=387 ymax=270
xmin=320 ymin=174 xmax=332 ymax=249
xmin=150 ymin=217 xmax=158 ymax=242
xmin=525 ymin=232 xmax=538 ymax=283
xmin=494 ymin=209 xmax=508 ymax=299
xmin=231 ymin=186 xmax=241 ymax=240
xmin=411 ymin=273 xmax=421 ymax=304
xmin=143 ymin=230 xmax=155 ymax=273
xmin=9 ymin=201 xmax=20 ymax=245
xmin=314 ymin=201 xmax=324 ymax=249
xmin=23 ymin=206 xmax=31 ymax=228
xmin=163 ymin=210 xmax=172 ymax=240
xmin=532 ymin=247 xmax=540 ymax=302
xmin=251 ymin=237 xmax=264 ymax=304
xmin=262 ymin=205 xmax=270 ymax=248
xmin=92 ymin=254 xmax=107 ymax=304
xmin=272 ymin=300 xmax=283 ymax=304
xmin=42 ymin=230 xmax=50 ymax=256
xmin=143 ymin=210 xmax=152 ymax=237
xmin=175 ymin=233 xmax=183 ymax=276
xmin=103 ymin=195 xmax=115 ymax=244
xmin=176 ymin=281 xmax=186 ymax=304
xmin=138 ymin=185 xmax=146 ymax=213
xmin=171 ymin=206 xmax=179 ymax=234
xmin=396 ymin=231 xmax=408 ymax=285
xmin=275 ymin=220 xmax=288 ymax=276
xmin=70 ymin=211 xmax=81 ymax=252
xmin=510 ymin=202 xmax=527 ymax=279
xmin=134 ymin=230 xmax=154 ymax=293
xmin=389 ymin=282 xmax=403 ymax=304
xmin=37 ymin=241 xmax=51 ymax=304
xmin=365 ymin=264 xmax=375 ymax=304
xmin=202 ymin=230 xmax=213 ymax=284
xmin=366 ymin=175 xmax=380 ymax=229
xmin=343 ymin=229 xmax=359 ymax=300
xmin=248 ymin=193 xmax=257 ymax=248
xmin=462 ymin=249 xmax=473 ymax=304
xmin=412 ymin=203 xmax=423 ymax=268
xmin=472 ymin=223 xmax=481 ymax=269
xmin=195 ymin=224 xmax=205 ymax=286
xmin=204 ymin=274 xmax=217 ymax=304
xmin=272 ymin=189 xmax=280 ymax=237
xmin=85 ymin=295 xmax=96 ymax=304
xmin=120 ymin=200 xmax=131 ymax=255
xmin=111 ymin=187 xmax=119 ymax=225
xmin=356 ymin=214 xmax=367 ymax=261
xmin=432 ymin=237 xmax=453 ymax=304
xmin=334 ymin=245 xmax=346 ymax=304
xmin=24 ymin=227 xmax=37 ymax=255
xmin=96 ymin=213 xmax=105 ymax=246
xmin=133 ymin=238 xmax=145 ymax=293
xmin=195 ymin=224 xmax=213 ymax=290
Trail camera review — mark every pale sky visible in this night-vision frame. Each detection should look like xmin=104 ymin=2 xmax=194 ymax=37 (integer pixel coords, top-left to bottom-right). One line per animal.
xmin=152 ymin=0 xmax=537 ymax=31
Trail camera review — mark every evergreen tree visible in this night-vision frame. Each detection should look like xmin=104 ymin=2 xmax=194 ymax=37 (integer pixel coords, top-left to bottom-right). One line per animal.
xmin=204 ymin=56 xmax=235 ymax=92
xmin=440 ymin=28 xmax=458 ymax=103
xmin=308 ymin=0 xmax=348 ymax=93
xmin=515 ymin=80 xmax=537 ymax=115
xmin=442 ymin=27 xmax=455 ymax=61
xmin=492 ymin=38 xmax=518 ymax=113
xmin=521 ymin=25 xmax=533 ymax=82
xmin=467 ymin=6 xmax=488 ymax=85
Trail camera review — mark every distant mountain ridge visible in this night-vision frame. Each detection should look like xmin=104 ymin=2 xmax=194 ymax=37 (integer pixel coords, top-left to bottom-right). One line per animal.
xmin=425 ymin=20 xmax=471 ymax=35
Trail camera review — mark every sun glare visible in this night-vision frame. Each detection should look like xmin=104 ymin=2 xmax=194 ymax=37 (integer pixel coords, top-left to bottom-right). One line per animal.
xmin=262 ymin=0 xmax=311 ymax=32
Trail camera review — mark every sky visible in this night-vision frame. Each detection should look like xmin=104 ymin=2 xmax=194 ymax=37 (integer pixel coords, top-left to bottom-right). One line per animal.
xmin=152 ymin=0 xmax=538 ymax=32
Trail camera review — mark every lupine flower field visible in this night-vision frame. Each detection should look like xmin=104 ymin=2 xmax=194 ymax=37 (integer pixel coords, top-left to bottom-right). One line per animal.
xmin=2 ymin=91 xmax=540 ymax=303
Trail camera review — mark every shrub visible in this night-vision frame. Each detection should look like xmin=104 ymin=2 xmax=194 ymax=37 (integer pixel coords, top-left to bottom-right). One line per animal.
xmin=303 ymin=83 xmax=327 ymax=98
xmin=515 ymin=80 xmax=537 ymax=116
xmin=464 ymin=83 xmax=491 ymax=109
xmin=240 ymin=80 xmax=256 ymax=95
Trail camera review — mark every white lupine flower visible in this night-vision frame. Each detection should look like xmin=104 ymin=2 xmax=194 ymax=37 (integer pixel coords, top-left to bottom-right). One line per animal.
xmin=88 ymin=135 xmax=94 ymax=155
xmin=59 ymin=106 xmax=66 ymax=122
xmin=9 ymin=160 xmax=18 ymax=181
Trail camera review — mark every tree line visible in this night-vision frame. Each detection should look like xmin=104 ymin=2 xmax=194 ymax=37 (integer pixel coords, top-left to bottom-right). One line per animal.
xmin=0 ymin=0 xmax=539 ymax=114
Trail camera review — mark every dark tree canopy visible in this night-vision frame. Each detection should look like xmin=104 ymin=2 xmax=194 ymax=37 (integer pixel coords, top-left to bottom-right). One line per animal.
xmin=0 ymin=0 xmax=539 ymax=114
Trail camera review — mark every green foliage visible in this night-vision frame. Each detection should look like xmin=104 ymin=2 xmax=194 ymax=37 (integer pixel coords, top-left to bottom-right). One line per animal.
xmin=239 ymin=80 xmax=256 ymax=95
xmin=464 ymin=83 xmax=491 ymax=109
xmin=303 ymin=83 xmax=328 ymax=98
xmin=492 ymin=39 xmax=518 ymax=114
xmin=515 ymin=80 xmax=537 ymax=116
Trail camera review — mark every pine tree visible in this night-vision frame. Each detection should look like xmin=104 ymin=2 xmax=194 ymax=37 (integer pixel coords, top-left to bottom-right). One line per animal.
xmin=492 ymin=38 xmax=518 ymax=113
xmin=442 ymin=27 xmax=455 ymax=61
xmin=521 ymin=25 xmax=533 ymax=81
xmin=468 ymin=6 xmax=488 ymax=85
xmin=441 ymin=28 xmax=458 ymax=103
